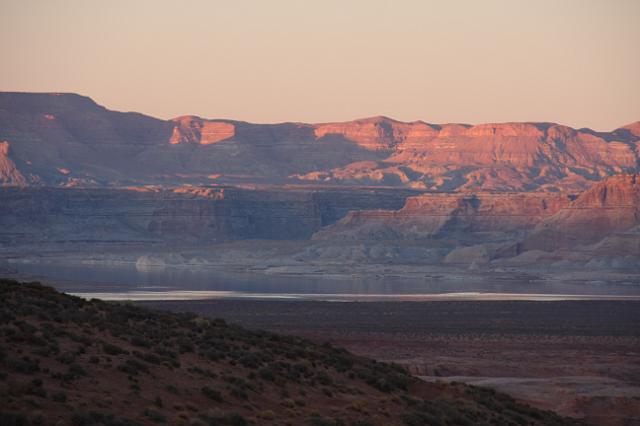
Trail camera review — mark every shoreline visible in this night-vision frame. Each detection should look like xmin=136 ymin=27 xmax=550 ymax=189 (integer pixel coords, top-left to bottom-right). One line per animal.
xmin=67 ymin=290 xmax=640 ymax=302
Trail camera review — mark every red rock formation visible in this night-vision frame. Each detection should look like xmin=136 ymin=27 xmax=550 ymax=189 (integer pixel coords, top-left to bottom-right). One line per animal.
xmin=314 ymin=116 xmax=440 ymax=151
xmin=520 ymin=174 xmax=640 ymax=251
xmin=170 ymin=116 xmax=235 ymax=145
xmin=313 ymin=191 xmax=571 ymax=242
xmin=303 ymin=119 xmax=639 ymax=191
xmin=0 ymin=141 xmax=27 ymax=186
xmin=619 ymin=121 xmax=640 ymax=137
xmin=0 ymin=92 xmax=638 ymax=191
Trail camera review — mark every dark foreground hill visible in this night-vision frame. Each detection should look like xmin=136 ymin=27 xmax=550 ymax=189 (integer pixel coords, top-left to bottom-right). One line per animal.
xmin=0 ymin=280 xmax=582 ymax=426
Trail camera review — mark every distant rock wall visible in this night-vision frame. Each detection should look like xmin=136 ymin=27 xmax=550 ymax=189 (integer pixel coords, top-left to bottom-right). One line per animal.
xmin=1 ymin=92 xmax=638 ymax=191
xmin=313 ymin=192 xmax=572 ymax=244
xmin=0 ymin=186 xmax=412 ymax=245
xmin=520 ymin=174 xmax=640 ymax=251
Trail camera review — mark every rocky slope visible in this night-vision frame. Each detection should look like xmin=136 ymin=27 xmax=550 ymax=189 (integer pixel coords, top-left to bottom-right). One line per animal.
xmin=0 ymin=279 xmax=583 ymax=426
xmin=313 ymin=192 xmax=572 ymax=244
xmin=519 ymin=174 xmax=640 ymax=252
xmin=305 ymin=175 xmax=639 ymax=268
xmin=1 ymin=92 xmax=638 ymax=191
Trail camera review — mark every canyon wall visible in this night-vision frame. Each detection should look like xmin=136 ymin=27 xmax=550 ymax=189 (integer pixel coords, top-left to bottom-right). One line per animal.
xmin=1 ymin=93 xmax=638 ymax=191
xmin=0 ymin=186 xmax=413 ymax=245
xmin=306 ymin=174 xmax=640 ymax=267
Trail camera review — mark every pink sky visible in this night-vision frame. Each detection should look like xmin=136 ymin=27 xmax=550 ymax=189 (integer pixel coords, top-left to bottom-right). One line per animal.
xmin=1 ymin=0 xmax=638 ymax=130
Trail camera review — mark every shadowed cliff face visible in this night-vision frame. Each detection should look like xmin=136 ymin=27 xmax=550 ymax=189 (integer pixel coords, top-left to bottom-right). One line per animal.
xmin=0 ymin=186 xmax=414 ymax=244
xmin=1 ymin=92 xmax=638 ymax=191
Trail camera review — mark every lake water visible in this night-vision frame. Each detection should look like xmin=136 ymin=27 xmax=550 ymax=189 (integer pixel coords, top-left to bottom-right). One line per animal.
xmin=8 ymin=262 xmax=640 ymax=302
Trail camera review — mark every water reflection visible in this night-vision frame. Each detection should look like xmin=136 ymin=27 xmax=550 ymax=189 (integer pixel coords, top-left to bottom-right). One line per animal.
xmin=10 ymin=263 xmax=640 ymax=301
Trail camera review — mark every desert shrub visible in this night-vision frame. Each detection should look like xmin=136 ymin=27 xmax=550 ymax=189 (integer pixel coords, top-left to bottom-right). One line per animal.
xmin=201 ymin=386 xmax=224 ymax=402
xmin=258 ymin=367 xmax=276 ymax=381
xmin=51 ymin=391 xmax=67 ymax=402
xmin=315 ymin=371 xmax=333 ymax=386
xmin=176 ymin=337 xmax=194 ymax=353
xmin=68 ymin=332 xmax=93 ymax=346
xmin=118 ymin=358 xmax=148 ymax=376
xmin=6 ymin=356 xmax=40 ymax=374
xmin=130 ymin=335 xmax=151 ymax=348
xmin=154 ymin=396 xmax=163 ymax=408
xmin=227 ymin=384 xmax=247 ymax=400
xmin=280 ymin=399 xmax=295 ymax=408
xmin=56 ymin=352 xmax=76 ymax=364
xmin=353 ymin=421 xmax=375 ymax=426
xmin=71 ymin=410 xmax=138 ymax=426
xmin=237 ymin=352 xmax=261 ymax=369
xmin=308 ymin=414 xmax=345 ymax=426
xmin=188 ymin=366 xmax=217 ymax=378
xmin=69 ymin=363 xmax=87 ymax=376
xmin=133 ymin=351 xmax=161 ymax=365
xmin=25 ymin=384 xmax=47 ymax=398
xmin=143 ymin=408 xmax=166 ymax=423
xmin=103 ymin=343 xmax=128 ymax=356
xmin=401 ymin=411 xmax=442 ymax=426
xmin=0 ymin=411 xmax=29 ymax=426
xmin=199 ymin=411 xmax=246 ymax=426
xmin=153 ymin=347 xmax=177 ymax=359
xmin=226 ymin=413 xmax=247 ymax=426
xmin=256 ymin=410 xmax=274 ymax=420
xmin=199 ymin=348 xmax=225 ymax=362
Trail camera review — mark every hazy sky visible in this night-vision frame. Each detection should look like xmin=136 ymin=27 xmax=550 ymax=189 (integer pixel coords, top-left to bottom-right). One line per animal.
xmin=1 ymin=0 xmax=638 ymax=130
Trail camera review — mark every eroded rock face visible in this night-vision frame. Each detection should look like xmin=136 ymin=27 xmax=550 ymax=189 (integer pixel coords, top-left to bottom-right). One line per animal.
xmin=170 ymin=116 xmax=235 ymax=145
xmin=0 ymin=186 xmax=412 ymax=244
xmin=1 ymin=92 xmax=638 ymax=191
xmin=0 ymin=141 xmax=28 ymax=186
xmin=309 ymin=175 xmax=640 ymax=266
xmin=520 ymin=174 xmax=640 ymax=251
xmin=300 ymin=121 xmax=640 ymax=191
xmin=313 ymin=192 xmax=572 ymax=243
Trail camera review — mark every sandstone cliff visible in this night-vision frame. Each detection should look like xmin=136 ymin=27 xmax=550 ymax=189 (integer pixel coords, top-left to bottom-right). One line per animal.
xmin=0 ymin=186 xmax=412 ymax=245
xmin=306 ymin=175 xmax=639 ymax=267
xmin=520 ymin=174 xmax=640 ymax=252
xmin=1 ymin=92 xmax=638 ymax=191
xmin=313 ymin=192 xmax=572 ymax=243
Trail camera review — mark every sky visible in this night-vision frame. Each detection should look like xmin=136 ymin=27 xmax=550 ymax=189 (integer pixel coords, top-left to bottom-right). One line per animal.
xmin=1 ymin=0 xmax=638 ymax=130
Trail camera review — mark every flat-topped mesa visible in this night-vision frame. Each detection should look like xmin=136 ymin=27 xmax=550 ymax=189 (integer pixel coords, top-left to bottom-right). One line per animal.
xmin=1 ymin=92 xmax=638 ymax=190
xmin=313 ymin=116 xmax=446 ymax=150
xmin=169 ymin=116 xmax=236 ymax=145
xmin=312 ymin=119 xmax=550 ymax=147
xmin=0 ymin=92 xmax=103 ymax=114
xmin=460 ymin=122 xmax=548 ymax=138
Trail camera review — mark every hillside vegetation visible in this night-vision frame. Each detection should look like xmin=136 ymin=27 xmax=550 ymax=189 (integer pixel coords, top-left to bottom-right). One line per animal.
xmin=0 ymin=279 xmax=583 ymax=425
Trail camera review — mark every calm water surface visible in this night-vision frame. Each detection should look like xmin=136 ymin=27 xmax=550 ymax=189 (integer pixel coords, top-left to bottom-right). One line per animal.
xmin=8 ymin=263 xmax=640 ymax=301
